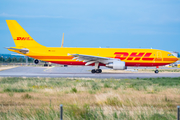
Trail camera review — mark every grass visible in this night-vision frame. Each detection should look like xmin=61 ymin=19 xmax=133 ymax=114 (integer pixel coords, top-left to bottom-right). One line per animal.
xmin=71 ymin=87 xmax=77 ymax=93
xmin=4 ymin=88 xmax=32 ymax=92
xmin=21 ymin=93 xmax=32 ymax=99
xmin=105 ymin=97 xmax=123 ymax=106
xmin=0 ymin=77 xmax=180 ymax=119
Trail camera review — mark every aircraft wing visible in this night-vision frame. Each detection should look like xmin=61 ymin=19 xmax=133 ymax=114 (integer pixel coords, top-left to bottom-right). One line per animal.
xmin=69 ymin=54 xmax=118 ymax=65
xmin=6 ymin=47 xmax=29 ymax=54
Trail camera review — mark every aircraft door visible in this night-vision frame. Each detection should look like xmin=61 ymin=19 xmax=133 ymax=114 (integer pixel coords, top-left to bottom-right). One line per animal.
xmin=156 ymin=51 xmax=162 ymax=61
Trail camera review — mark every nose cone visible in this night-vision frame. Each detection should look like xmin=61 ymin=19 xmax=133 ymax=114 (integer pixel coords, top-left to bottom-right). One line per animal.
xmin=174 ymin=57 xmax=179 ymax=62
xmin=170 ymin=57 xmax=178 ymax=63
xmin=169 ymin=56 xmax=179 ymax=63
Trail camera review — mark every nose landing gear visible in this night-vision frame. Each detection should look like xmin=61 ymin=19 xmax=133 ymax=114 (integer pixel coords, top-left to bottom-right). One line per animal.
xmin=154 ymin=69 xmax=159 ymax=74
xmin=154 ymin=66 xmax=159 ymax=74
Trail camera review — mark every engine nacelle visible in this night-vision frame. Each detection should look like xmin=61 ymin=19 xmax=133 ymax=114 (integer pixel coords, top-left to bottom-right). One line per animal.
xmin=34 ymin=59 xmax=40 ymax=64
xmin=106 ymin=61 xmax=126 ymax=70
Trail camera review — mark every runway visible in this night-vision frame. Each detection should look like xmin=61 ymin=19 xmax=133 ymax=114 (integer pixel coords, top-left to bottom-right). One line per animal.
xmin=0 ymin=66 xmax=180 ymax=78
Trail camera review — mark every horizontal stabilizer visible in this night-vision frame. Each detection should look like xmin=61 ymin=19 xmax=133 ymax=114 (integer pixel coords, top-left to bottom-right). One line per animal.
xmin=6 ymin=47 xmax=29 ymax=54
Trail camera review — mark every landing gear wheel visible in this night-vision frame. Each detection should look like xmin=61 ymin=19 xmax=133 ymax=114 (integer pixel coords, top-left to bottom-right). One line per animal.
xmin=91 ymin=69 xmax=96 ymax=73
xmin=34 ymin=59 xmax=39 ymax=64
xmin=154 ymin=70 xmax=159 ymax=74
xmin=44 ymin=64 xmax=48 ymax=67
xmin=96 ymin=69 xmax=102 ymax=73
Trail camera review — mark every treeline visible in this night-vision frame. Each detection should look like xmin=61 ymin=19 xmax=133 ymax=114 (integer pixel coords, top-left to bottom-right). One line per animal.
xmin=0 ymin=57 xmax=34 ymax=63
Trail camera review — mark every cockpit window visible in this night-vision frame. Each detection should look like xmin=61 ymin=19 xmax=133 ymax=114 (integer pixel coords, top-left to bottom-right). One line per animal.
xmin=168 ymin=54 xmax=174 ymax=56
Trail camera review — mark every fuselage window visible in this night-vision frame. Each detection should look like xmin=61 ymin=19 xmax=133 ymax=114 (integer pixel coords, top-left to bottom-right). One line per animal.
xmin=168 ymin=54 xmax=174 ymax=56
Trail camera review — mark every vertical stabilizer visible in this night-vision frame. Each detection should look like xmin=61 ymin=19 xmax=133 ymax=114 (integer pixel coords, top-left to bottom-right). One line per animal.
xmin=6 ymin=20 xmax=45 ymax=48
xmin=61 ymin=33 xmax=64 ymax=47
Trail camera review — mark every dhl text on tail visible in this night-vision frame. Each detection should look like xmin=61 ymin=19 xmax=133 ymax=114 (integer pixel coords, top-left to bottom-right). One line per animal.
xmin=6 ymin=20 xmax=178 ymax=73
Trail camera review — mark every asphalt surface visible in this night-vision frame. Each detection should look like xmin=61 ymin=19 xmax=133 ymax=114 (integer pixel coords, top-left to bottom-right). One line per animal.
xmin=0 ymin=66 xmax=180 ymax=78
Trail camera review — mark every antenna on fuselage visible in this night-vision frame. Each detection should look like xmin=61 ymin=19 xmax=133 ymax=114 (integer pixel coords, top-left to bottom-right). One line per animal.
xmin=61 ymin=33 xmax=64 ymax=47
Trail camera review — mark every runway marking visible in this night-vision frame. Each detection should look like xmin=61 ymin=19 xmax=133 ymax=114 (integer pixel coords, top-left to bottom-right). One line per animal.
xmin=44 ymin=66 xmax=55 ymax=71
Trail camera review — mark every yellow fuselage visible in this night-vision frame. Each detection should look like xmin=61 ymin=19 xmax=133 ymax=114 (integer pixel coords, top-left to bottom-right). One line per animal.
xmin=11 ymin=47 xmax=178 ymax=67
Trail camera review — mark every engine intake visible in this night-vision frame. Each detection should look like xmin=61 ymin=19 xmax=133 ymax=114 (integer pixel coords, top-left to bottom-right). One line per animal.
xmin=106 ymin=61 xmax=126 ymax=70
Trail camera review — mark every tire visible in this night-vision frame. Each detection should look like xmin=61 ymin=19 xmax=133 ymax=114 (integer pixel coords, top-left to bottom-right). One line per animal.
xmin=44 ymin=64 xmax=48 ymax=67
xmin=96 ymin=69 xmax=102 ymax=73
xmin=34 ymin=59 xmax=39 ymax=64
xmin=91 ymin=69 xmax=96 ymax=73
xmin=154 ymin=70 xmax=159 ymax=74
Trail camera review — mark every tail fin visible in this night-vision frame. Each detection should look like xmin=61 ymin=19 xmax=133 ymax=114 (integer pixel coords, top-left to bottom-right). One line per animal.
xmin=6 ymin=20 xmax=45 ymax=48
xmin=61 ymin=33 xmax=64 ymax=47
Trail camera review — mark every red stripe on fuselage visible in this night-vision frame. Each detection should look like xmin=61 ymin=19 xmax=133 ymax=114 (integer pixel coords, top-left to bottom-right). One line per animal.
xmin=48 ymin=61 xmax=171 ymax=67
xmin=48 ymin=61 xmax=106 ymax=66
xmin=125 ymin=62 xmax=170 ymax=66
xmin=154 ymin=58 xmax=162 ymax=61
xmin=28 ymin=55 xmax=177 ymax=62
xmin=28 ymin=56 xmax=73 ymax=59
xmin=163 ymin=58 xmax=178 ymax=61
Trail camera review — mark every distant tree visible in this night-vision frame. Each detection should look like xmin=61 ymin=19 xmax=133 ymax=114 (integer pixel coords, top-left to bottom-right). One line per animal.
xmin=0 ymin=57 xmax=6 ymax=63
xmin=18 ymin=57 xmax=24 ymax=63
xmin=23 ymin=58 xmax=25 ymax=62
xmin=6 ymin=57 xmax=12 ymax=63
xmin=28 ymin=57 xmax=33 ymax=63
xmin=12 ymin=57 xmax=17 ymax=63
xmin=0 ymin=57 xmax=2 ymax=62
xmin=2 ymin=58 xmax=5 ymax=62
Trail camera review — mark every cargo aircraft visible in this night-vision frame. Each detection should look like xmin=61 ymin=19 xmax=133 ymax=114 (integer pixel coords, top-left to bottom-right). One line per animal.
xmin=6 ymin=20 xmax=178 ymax=73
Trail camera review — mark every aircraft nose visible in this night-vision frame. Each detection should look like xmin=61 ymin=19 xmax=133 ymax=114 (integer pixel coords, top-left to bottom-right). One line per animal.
xmin=174 ymin=57 xmax=178 ymax=62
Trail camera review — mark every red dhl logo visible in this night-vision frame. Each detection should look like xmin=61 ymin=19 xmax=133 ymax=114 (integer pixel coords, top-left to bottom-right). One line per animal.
xmin=114 ymin=52 xmax=154 ymax=61
xmin=14 ymin=37 xmax=33 ymax=40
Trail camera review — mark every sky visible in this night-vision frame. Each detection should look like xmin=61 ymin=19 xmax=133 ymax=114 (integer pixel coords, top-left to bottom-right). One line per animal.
xmin=0 ymin=0 xmax=180 ymax=54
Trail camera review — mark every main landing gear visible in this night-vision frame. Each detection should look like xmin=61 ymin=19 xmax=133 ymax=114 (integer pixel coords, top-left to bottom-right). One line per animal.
xmin=44 ymin=62 xmax=48 ymax=67
xmin=91 ymin=62 xmax=102 ymax=74
xmin=91 ymin=69 xmax=102 ymax=73
xmin=44 ymin=62 xmax=52 ymax=67
xmin=154 ymin=66 xmax=159 ymax=74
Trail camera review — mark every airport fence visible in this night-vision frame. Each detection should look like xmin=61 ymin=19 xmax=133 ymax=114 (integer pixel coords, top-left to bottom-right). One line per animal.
xmin=178 ymin=106 xmax=180 ymax=120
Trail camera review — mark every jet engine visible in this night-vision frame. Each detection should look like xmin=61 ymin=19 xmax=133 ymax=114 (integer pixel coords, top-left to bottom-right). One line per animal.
xmin=34 ymin=59 xmax=40 ymax=64
xmin=106 ymin=60 xmax=127 ymax=70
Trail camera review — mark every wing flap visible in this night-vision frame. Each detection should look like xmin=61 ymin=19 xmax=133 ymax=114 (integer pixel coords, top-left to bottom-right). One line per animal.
xmin=69 ymin=54 xmax=118 ymax=65
xmin=85 ymin=61 xmax=96 ymax=66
